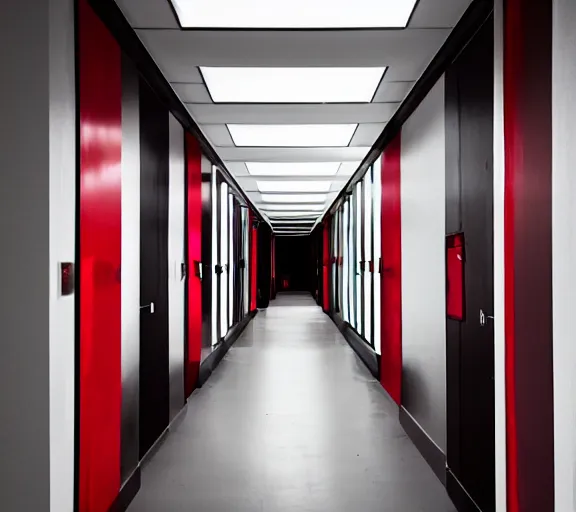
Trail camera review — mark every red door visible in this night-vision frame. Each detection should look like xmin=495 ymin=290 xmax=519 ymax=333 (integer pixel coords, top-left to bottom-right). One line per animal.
xmin=380 ymin=134 xmax=402 ymax=405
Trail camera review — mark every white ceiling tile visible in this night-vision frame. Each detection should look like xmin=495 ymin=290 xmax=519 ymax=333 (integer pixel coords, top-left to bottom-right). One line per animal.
xmin=136 ymin=28 xmax=451 ymax=75
xmin=218 ymin=147 xmax=371 ymax=162
xmin=171 ymin=83 xmax=212 ymax=103
xmin=338 ymin=162 xmax=362 ymax=176
xmin=188 ymin=103 xmax=397 ymax=125
xmin=350 ymin=123 xmax=386 ymax=147
xmin=408 ymin=0 xmax=474 ymax=28
xmin=200 ymin=125 xmax=235 ymax=147
xmin=372 ymin=81 xmax=414 ymax=102
xmin=115 ymin=0 xmax=180 ymax=28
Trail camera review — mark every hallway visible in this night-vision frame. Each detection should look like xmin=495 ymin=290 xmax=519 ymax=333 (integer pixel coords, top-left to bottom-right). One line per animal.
xmin=129 ymin=293 xmax=455 ymax=512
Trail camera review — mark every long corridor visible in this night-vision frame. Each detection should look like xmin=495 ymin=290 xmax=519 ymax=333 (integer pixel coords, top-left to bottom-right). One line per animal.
xmin=129 ymin=293 xmax=455 ymax=512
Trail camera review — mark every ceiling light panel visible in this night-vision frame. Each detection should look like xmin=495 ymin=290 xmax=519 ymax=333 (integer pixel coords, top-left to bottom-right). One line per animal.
xmin=201 ymin=67 xmax=386 ymax=104
xmin=257 ymin=181 xmax=331 ymax=193
xmin=261 ymin=204 xmax=325 ymax=211
xmin=261 ymin=194 xmax=327 ymax=204
xmin=171 ymin=0 xmax=418 ymax=28
xmin=267 ymin=211 xmax=320 ymax=217
xmin=246 ymin=162 xmax=341 ymax=177
xmin=228 ymin=124 xmax=357 ymax=148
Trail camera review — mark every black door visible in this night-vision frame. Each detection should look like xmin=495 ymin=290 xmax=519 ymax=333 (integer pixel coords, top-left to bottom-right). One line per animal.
xmin=139 ymin=77 xmax=170 ymax=458
xmin=445 ymin=16 xmax=495 ymax=512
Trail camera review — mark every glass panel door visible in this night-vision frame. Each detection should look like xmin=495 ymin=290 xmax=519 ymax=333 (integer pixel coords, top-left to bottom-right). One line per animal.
xmin=364 ymin=170 xmax=373 ymax=346
xmin=342 ymin=201 xmax=350 ymax=323
xmin=219 ymin=182 xmax=229 ymax=336
xmin=355 ymin=181 xmax=363 ymax=335
xmin=228 ymin=193 xmax=234 ymax=329
xmin=373 ymin=157 xmax=382 ymax=354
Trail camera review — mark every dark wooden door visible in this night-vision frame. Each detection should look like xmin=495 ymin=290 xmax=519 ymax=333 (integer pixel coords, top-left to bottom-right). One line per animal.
xmin=445 ymin=16 xmax=495 ymax=512
xmin=139 ymin=77 xmax=170 ymax=459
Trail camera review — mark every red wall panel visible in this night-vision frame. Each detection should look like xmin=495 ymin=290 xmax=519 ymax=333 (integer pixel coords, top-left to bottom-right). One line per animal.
xmin=186 ymin=133 xmax=202 ymax=397
xmin=503 ymin=0 xmax=554 ymax=510
xmin=322 ymin=220 xmax=330 ymax=312
xmin=79 ymin=0 xmax=122 ymax=509
xmin=380 ymin=135 xmax=402 ymax=405
xmin=250 ymin=212 xmax=258 ymax=311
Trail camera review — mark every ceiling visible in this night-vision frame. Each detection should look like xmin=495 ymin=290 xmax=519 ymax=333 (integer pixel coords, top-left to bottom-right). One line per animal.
xmin=115 ymin=0 xmax=473 ymax=235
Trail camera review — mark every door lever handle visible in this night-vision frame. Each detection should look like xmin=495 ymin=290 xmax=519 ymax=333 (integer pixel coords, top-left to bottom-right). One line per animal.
xmin=140 ymin=302 xmax=155 ymax=314
xmin=479 ymin=309 xmax=493 ymax=327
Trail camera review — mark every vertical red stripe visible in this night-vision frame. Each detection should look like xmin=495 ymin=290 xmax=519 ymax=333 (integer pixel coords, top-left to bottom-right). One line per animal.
xmin=79 ymin=0 xmax=122 ymax=509
xmin=250 ymin=212 xmax=258 ymax=311
xmin=503 ymin=2 xmax=520 ymax=508
xmin=186 ymin=133 xmax=202 ymax=396
xmin=323 ymin=220 xmax=330 ymax=312
xmin=380 ymin=134 xmax=402 ymax=405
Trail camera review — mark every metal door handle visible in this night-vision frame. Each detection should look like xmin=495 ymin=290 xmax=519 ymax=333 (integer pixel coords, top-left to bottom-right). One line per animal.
xmin=141 ymin=302 xmax=155 ymax=314
xmin=479 ymin=309 xmax=493 ymax=327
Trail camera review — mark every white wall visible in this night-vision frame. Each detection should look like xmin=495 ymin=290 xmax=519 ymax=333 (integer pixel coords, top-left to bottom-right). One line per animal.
xmin=400 ymin=77 xmax=447 ymax=452
xmin=0 ymin=1 xmax=75 ymax=510
xmin=493 ymin=4 xmax=507 ymax=510
xmin=168 ymin=114 xmax=186 ymax=420
xmin=49 ymin=0 xmax=76 ymax=509
xmin=552 ymin=0 xmax=576 ymax=509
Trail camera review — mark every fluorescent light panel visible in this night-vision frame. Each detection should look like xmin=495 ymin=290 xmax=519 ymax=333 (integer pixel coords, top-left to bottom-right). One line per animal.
xmin=201 ymin=67 xmax=386 ymax=103
xmin=172 ymin=0 xmax=418 ymax=28
xmin=261 ymin=204 xmax=324 ymax=211
xmin=267 ymin=211 xmax=320 ymax=217
xmin=228 ymin=124 xmax=357 ymax=148
xmin=261 ymin=194 xmax=326 ymax=204
xmin=246 ymin=162 xmax=341 ymax=177
xmin=257 ymin=181 xmax=331 ymax=193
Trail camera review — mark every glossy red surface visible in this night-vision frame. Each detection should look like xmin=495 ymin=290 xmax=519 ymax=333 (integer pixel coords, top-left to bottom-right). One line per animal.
xmin=446 ymin=233 xmax=464 ymax=321
xmin=186 ymin=133 xmax=202 ymax=397
xmin=322 ymin=220 xmax=330 ymax=312
xmin=503 ymin=2 xmax=520 ymax=510
xmin=379 ymin=135 xmax=402 ymax=405
xmin=250 ymin=212 xmax=258 ymax=311
xmin=78 ymin=0 xmax=122 ymax=509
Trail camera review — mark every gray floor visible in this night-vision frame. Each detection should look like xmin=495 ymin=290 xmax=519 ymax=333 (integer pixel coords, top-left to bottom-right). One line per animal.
xmin=129 ymin=293 xmax=456 ymax=512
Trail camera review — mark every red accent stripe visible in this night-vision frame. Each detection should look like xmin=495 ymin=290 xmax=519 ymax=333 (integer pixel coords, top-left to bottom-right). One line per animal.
xmin=185 ymin=133 xmax=202 ymax=397
xmin=503 ymin=2 xmax=520 ymax=510
xmin=380 ymin=134 xmax=402 ymax=405
xmin=250 ymin=212 xmax=258 ymax=311
xmin=322 ymin=220 xmax=330 ymax=312
xmin=79 ymin=0 xmax=122 ymax=509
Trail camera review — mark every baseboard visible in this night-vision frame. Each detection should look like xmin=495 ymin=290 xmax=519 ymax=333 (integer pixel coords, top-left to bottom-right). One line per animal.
xmin=329 ymin=312 xmax=380 ymax=380
xmin=446 ymin=469 xmax=482 ymax=512
xmin=198 ymin=309 xmax=257 ymax=387
xmin=108 ymin=467 xmax=141 ymax=512
xmin=400 ymin=406 xmax=446 ymax=485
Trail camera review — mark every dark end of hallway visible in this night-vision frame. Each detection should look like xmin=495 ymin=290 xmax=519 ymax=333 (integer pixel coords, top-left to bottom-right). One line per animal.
xmin=128 ymin=293 xmax=455 ymax=512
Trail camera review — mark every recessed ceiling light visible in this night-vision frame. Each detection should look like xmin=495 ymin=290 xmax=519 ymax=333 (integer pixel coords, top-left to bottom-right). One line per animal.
xmin=261 ymin=204 xmax=325 ymax=211
xmin=201 ymin=68 xmax=386 ymax=103
xmin=228 ymin=124 xmax=357 ymax=148
xmin=246 ymin=162 xmax=341 ymax=177
xmin=257 ymin=181 xmax=331 ymax=193
xmin=261 ymin=194 xmax=327 ymax=204
xmin=171 ymin=0 xmax=418 ymax=28
xmin=267 ymin=211 xmax=321 ymax=217
xmin=273 ymin=219 xmax=315 ymax=224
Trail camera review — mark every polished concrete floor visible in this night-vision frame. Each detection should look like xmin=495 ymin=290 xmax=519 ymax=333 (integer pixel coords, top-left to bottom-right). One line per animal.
xmin=129 ymin=293 xmax=456 ymax=512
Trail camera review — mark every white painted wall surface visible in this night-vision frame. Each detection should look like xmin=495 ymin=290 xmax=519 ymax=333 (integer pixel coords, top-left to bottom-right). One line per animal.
xmin=49 ymin=0 xmax=76 ymax=509
xmin=492 ymin=4 xmax=507 ymax=510
xmin=168 ymin=114 xmax=186 ymax=420
xmin=552 ymin=0 xmax=576 ymax=509
xmin=400 ymin=77 xmax=447 ymax=452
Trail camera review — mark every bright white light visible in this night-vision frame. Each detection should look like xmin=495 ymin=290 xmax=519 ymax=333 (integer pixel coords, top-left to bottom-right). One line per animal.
xmin=201 ymin=67 xmax=386 ymax=103
xmin=246 ymin=162 xmax=341 ymax=177
xmin=261 ymin=204 xmax=325 ymax=211
xmin=257 ymin=181 xmax=331 ymax=193
xmin=267 ymin=211 xmax=321 ymax=217
xmin=273 ymin=219 xmax=315 ymax=224
xmin=172 ymin=0 xmax=418 ymax=28
xmin=261 ymin=194 xmax=327 ymax=203
xmin=228 ymin=124 xmax=357 ymax=148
